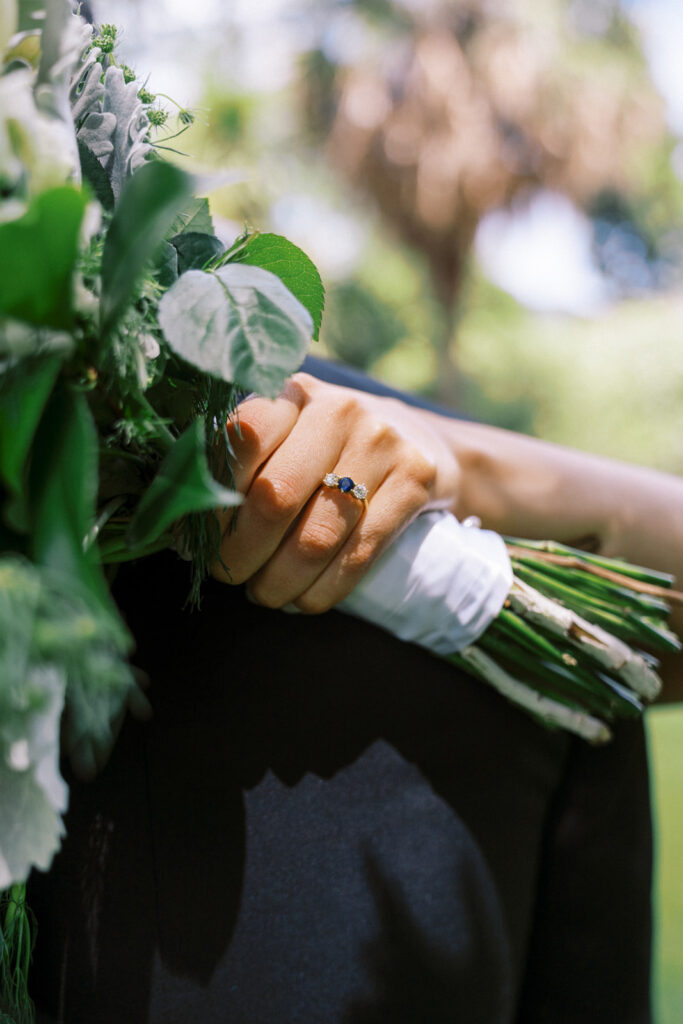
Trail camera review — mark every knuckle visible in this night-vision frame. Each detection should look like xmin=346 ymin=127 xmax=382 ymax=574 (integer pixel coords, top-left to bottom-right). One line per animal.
xmin=297 ymin=520 xmax=343 ymax=563
xmin=363 ymin=418 xmax=396 ymax=452
xmin=211 ymin=558 xmax=246 ymax=586
xmin=329 ymin=391 xmax=362 ymax=426
xmin=247 ymin=581 xmax=283 ymax=610
xmin=248 ymin=473 xmax=302 ymax=525
xmin=289 ymin=370 xmax=316 ymax=392
xmin=342 ymin=535 xmax=378 ymax=575
xmin=408 ymin=449 xmax=437 ymax=489
xmin=285 ymin=372 xmax=316 ymax=406
xmin=295 ymin=590 xmax=331 ymax=615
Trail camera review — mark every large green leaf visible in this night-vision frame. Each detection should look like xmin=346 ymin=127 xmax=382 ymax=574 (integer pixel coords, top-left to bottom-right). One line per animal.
xmin=233 ymin=232 xmax=325 ymax=340
xmin=100 ymin=160 xmax=193 ymax=334
xmin=126 ymin=419 xmax=242 ymax=549
xmin=0 ymin=187 xmax=87 ymax=329
xmin=157 ymin=263 xmax=313 ymax=398
xmin=27 ymin=379 xmax=110 ymax=609
xmin=0 ymin=356 xmax=62 ymax=496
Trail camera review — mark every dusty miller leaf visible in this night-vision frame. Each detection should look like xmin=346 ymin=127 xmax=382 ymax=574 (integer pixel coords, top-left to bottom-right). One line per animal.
xmin=70 ymin=44 xmax=104 ymax=128
xmin=101 ymin=65 xmax=152 ymax=200
xmin=76 ymin=109 xmax=117 ymax=162
xmin=158 ymin=263 xmax=313 ymax=397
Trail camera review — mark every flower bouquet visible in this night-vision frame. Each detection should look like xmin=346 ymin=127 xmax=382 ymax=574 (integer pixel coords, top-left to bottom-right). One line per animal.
xmin=0 ymin=2 xmax=680 ymax=1020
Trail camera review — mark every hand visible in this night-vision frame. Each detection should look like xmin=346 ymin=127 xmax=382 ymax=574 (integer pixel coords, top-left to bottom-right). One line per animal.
xmin=212 ymin=373 xmax=461 ymax=611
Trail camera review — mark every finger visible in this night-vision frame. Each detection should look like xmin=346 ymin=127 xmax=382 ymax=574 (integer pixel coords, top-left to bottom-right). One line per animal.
xmin=216 ymin=396 xmax=350 ymax=583
xmin=221 ymin=383 xmax=305 ymax=493
xmin=292 ymin=458 xmax=434 ymax=612
xmin=246 ymin=463 xmax=384 ymax=608
xmin=246 ymin=416 xmax=433 ymax=607
xmin=212 ymin=384 xmax=306 ymax=578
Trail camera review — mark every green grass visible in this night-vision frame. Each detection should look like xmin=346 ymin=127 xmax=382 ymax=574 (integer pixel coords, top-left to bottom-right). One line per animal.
xmin=648 ymin=707 xmax=683 ymax=1024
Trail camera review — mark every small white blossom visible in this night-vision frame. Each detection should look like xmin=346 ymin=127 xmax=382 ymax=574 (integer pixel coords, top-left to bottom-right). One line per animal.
xmin=139 ymin=333 xmax=161 ymax=360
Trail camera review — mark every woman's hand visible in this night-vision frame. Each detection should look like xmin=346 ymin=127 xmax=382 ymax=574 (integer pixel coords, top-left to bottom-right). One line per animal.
xmin=212 ymin=372 xmax=461 ymax=611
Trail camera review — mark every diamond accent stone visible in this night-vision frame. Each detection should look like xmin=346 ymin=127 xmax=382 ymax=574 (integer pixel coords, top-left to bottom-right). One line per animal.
xmin=323 ymin=473 xmax=339 ymax=488
xmin=352 ymin=483 xmax=368 ymax=501
xmin=338 ymin=476 xmax=354 ymax=492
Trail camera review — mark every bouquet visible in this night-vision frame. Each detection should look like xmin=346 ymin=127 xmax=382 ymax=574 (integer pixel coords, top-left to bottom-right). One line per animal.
xmin=0 ymin=3 xmax=680 ymax=1020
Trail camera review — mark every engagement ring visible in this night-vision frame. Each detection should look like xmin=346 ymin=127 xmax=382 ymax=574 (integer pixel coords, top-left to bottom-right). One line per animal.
xmin=323 ymin=473 xmax=369 ymax=504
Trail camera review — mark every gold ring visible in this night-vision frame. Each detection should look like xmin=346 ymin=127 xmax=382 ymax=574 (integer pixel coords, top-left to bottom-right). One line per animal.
xmin=323 ymin=473 xmax=368 ymax=506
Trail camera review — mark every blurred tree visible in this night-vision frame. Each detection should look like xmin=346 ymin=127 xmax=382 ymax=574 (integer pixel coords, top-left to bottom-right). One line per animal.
xmin=299 ymin=0 xmax=675 ymax=399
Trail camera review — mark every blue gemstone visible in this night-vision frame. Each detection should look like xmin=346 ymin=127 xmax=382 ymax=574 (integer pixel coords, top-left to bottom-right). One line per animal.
xmin=338 ymin=476 xmax=354 ymax=492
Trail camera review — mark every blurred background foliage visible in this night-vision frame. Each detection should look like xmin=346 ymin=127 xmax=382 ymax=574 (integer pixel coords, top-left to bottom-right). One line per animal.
xmin=97 ymin=0 xmax=683 ymax=1017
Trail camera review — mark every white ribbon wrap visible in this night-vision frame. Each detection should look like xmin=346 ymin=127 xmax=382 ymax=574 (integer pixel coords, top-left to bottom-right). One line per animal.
xmin=337 ymin=511 xmax=513 ymax=656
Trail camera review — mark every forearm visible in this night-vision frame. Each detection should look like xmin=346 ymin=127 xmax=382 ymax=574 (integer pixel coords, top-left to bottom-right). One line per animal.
xmin=430 ymin=415 xmax=683 ymax=700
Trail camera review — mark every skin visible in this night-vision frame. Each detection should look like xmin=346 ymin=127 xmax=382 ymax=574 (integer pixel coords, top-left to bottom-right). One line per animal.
xmin=214 ymin=372 xmax=683 ymax=701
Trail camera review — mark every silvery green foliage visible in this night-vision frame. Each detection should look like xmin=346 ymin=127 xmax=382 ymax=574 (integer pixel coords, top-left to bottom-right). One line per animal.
xmin=70 ymin=45 xmax=117 ymax=161
xmin=101 ymin=66 xmax=151 ymax=200
xmin=33 ymin=0 xmax=91 ymax=182
xmin=158 ymin=263 xmax=314 ymax=398
xmin=0 ymin=665 xmax=67 ymax=888
xmin=65 ymin=16 xmax=152 ymax=199
xmin=69 ymin=44 xmax=103 ymax=126
xmin=0 ymin=558 xmax=68 ymax=887
xmin=0 ymin=555 xmax=137 ymax=885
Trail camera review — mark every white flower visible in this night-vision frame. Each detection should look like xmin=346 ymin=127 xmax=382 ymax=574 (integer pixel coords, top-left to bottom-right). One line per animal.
xmin=139 ymin=333 xmax=161 ymax=360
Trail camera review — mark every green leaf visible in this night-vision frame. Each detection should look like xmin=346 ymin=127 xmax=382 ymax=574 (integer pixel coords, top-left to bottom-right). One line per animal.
xmin=157 ymin=263 xmax=313 ymax=398
xmin=177 ymin=196 xmax=214 ymax=235
xmin=0 ymin=356 xmax=62 ymax=496
xmin=171 ymin=231 xmax=224 ymax=273
xmin=27 ymin=379 xmax=110 ymax=610
xmin=233 ymin=232 xmax=325 ymax=340
xmin=0 ymin=187 xmax=87 ymax=329
xmin=78 ymin=140 xmax=115 ymax=212
xmin=126 ymin=419 xmax=242 ymax=549
xmin=100 ymin=160 xmax=193 ymax=334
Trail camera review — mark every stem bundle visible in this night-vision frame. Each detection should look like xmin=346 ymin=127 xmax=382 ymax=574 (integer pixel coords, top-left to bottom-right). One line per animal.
xmin=451 ymin=538 xmax=681 ymax=743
